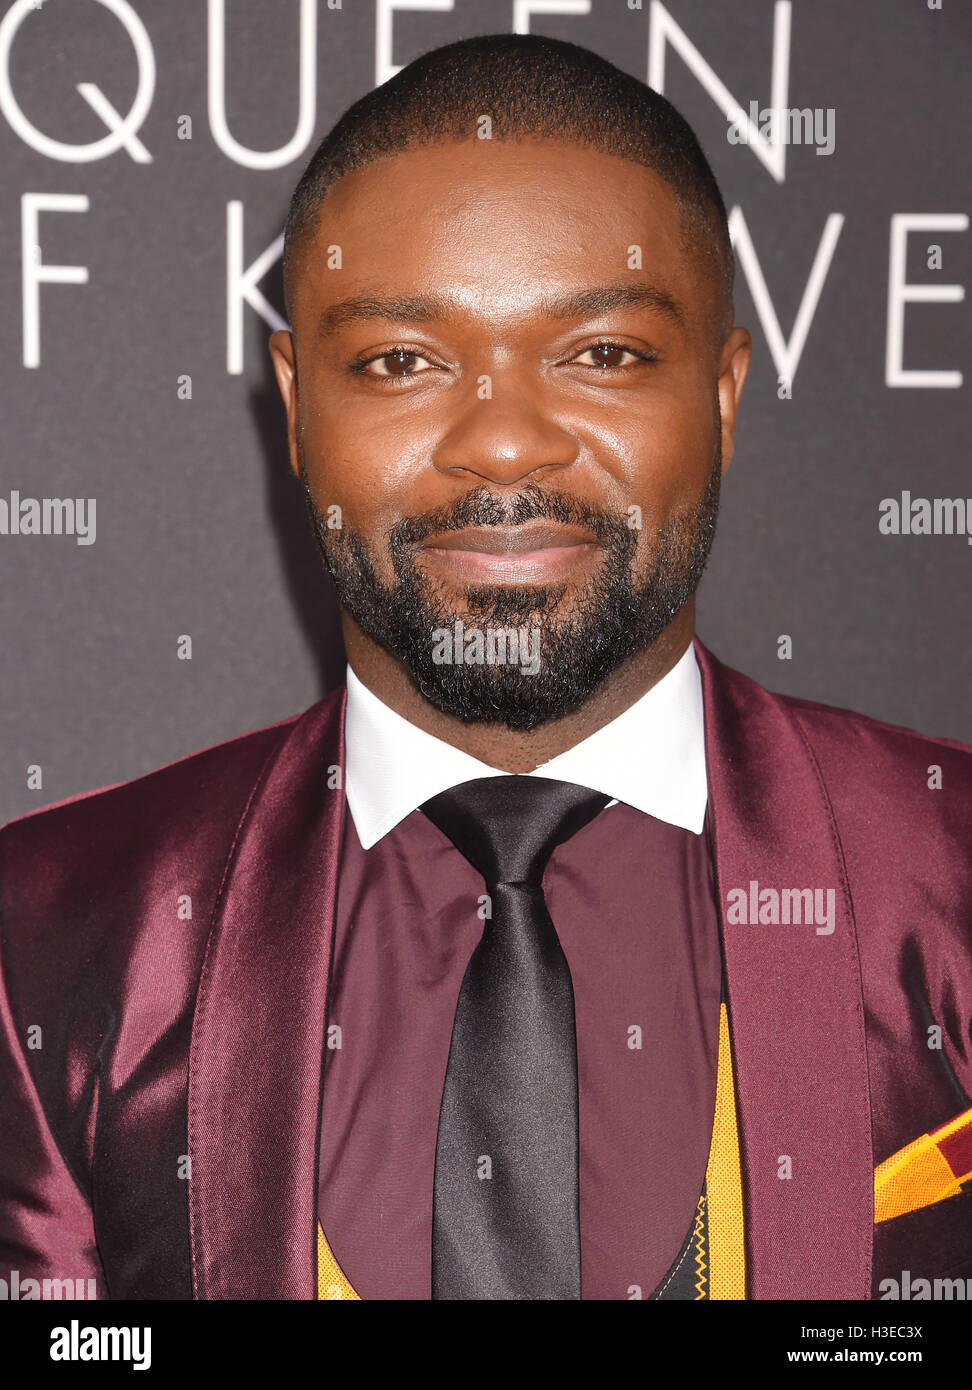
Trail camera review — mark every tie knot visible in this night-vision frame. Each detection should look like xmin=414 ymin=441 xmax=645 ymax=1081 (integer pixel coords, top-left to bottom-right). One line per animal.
xmin=421 ymin=775 xmax=610 ymax=887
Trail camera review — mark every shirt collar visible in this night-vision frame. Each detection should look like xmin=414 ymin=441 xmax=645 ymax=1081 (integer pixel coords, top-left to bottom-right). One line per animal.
xmin=344 ymin=643 xmax=707 ymax=849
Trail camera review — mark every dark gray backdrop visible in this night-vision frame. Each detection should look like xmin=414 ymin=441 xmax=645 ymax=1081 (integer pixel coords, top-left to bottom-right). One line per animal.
xmin=1 ymin=0 xmax=968 ymax=825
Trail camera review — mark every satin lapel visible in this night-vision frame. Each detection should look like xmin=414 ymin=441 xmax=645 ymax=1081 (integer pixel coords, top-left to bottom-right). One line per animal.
xmin=188 ymin=687 xmax=346 ymax=1299
xmin=694 ymin=638 xmax=872 ymax=1299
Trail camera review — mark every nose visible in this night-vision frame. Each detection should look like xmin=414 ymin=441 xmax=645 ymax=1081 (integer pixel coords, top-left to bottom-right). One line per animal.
xmin=431 ymin=382 xmax=579 ymax=487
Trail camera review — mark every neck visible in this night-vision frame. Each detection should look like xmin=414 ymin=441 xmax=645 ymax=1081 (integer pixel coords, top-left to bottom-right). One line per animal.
xmin=342 ymin=603 xmax=696 ymax=773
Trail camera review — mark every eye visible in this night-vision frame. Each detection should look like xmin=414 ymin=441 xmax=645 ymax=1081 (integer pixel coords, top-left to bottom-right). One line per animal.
xmin=571 ymin=343 xmax=655 ymax=370
xmin=358 ymin=348 xmax=436 ymax=377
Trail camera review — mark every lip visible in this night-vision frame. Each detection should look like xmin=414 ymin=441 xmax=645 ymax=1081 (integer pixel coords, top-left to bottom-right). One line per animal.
xmin=419 ymin=521 xmax=599 ymax=583
xmin=422 ymin=521 xmax=598 ymax=555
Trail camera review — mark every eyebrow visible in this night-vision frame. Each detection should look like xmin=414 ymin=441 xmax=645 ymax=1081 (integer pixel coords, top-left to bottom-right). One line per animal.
xmin=316 ymin=281 xmax=684 ymax=337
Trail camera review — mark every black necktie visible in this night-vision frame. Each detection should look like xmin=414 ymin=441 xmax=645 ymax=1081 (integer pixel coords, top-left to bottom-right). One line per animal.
xmin=421 ymin=775 xmax=610 ymax=1300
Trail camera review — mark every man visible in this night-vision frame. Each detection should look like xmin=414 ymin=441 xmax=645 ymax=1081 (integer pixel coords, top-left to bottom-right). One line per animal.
xmin=1 ymin=34 xmax=970 ymax=1302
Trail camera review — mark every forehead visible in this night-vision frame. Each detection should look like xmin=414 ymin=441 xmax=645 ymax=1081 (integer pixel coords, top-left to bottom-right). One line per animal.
xmin=290 ymin=139 xmax=715 ymax=335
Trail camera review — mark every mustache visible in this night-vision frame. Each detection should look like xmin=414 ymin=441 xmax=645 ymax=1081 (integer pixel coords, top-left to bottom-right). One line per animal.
xmin=390 ymin=484 xmax=631 ymax=551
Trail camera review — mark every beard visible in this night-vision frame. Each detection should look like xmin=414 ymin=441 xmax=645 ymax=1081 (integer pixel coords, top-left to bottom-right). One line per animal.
xmin=302 ymin=449 xmax=721 ymax=732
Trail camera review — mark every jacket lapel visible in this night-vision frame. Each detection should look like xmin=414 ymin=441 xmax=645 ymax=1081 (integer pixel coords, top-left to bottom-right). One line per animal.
xmin=188 ymin=687 xmax=346 ymax=1298
xmin=694 ymin=637 xmax=872 ymax=1298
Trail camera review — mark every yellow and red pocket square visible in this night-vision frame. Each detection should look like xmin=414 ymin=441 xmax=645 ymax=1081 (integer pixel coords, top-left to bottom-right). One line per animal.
xmin=874 ymin=1105 xmax=972 ymax=1223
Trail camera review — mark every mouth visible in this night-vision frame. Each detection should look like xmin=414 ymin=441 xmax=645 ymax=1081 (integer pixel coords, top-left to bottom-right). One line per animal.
xmin=417 ymin=520 xmax=600 ymax=584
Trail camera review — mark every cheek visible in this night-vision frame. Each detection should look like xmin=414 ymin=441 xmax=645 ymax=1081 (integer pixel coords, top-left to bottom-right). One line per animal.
xmin=578 ymin=382 xmax=718 ymax=521
xmin=299 ymin=400 xmax=434 ymax=530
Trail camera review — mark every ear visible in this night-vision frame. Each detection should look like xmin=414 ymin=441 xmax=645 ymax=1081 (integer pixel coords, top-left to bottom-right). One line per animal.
xmin=268 ymin=330 xmax=301 ymax=480
xmin=716 ymin=326 xmax=752 ymax=476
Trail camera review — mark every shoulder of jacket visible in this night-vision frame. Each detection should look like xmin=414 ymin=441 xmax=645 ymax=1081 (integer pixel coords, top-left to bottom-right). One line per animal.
xmin=0 ymin=693 xmax=340 ymax=869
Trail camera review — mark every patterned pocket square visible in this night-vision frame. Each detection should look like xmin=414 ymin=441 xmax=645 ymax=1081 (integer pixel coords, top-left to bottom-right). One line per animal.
xmin=875 ymin=1105 xmax=972 ymax=1222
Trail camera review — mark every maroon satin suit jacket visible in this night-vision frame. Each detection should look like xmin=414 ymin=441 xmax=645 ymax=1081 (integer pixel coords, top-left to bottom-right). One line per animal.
xmin=1 ymin=638 xmax=971 ymax=1299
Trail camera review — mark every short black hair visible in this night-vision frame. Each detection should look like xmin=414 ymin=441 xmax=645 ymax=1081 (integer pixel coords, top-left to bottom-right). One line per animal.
xmin=282 ymin=33 xmax=733 ymax=330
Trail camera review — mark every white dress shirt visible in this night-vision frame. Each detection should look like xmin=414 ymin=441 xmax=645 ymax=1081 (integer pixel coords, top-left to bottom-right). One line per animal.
xmin=343 ymin=642 xmax=708 ymax=849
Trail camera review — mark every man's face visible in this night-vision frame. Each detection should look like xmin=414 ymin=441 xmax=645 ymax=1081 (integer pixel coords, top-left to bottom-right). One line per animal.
xmin=270 ymin=139 xmax=750 ymax=729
